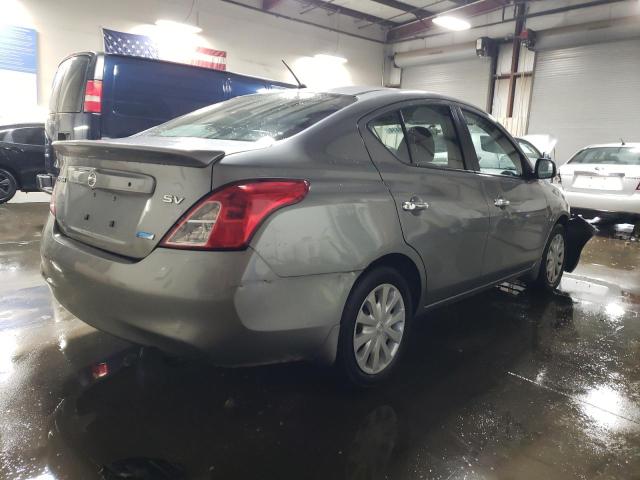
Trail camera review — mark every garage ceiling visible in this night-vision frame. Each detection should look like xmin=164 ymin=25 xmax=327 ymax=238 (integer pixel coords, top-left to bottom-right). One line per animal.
xmin=238 ymin=0 xmax=513 ymax=42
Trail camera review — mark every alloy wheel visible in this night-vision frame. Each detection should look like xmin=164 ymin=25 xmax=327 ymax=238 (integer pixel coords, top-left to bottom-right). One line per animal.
xmin=0 ymin=172 xmax=12 ymax=199
xmin=353 ymin=283 xmax=405 ymax=375
xmin=545 ymin=233 xmax=565 ymax=284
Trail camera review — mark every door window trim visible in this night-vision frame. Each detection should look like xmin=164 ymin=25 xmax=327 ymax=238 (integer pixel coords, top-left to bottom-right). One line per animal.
xmin=365 ymin=99 xmax=473 ymax=174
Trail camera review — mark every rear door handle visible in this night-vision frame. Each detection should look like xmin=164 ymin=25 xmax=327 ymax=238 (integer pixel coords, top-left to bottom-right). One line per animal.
xmin=402 ymin=197 xmax=429 ymax=212
xmin=494 ymin=198 xmax=510 ymax=208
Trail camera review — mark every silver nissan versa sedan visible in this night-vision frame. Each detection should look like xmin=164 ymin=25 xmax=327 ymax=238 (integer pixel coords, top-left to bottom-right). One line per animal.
xmin=41 ymin=87 xmax=593 ymax=385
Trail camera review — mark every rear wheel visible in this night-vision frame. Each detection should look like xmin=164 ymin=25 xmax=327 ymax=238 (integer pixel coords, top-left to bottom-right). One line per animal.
xmin=0 ymin=169 xmax=17 ymax=204
xmin=336 ymin=267 xmax=412 ymax=387
xmin=533 ymin=224 xmax=566 ymax=291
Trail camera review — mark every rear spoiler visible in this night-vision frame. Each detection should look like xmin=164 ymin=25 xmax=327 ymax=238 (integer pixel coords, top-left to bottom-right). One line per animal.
xmin=53 ymin=140 xmax=225 ymax=168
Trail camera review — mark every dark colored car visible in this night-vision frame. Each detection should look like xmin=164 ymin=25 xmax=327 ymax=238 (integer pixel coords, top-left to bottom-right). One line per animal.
xmin=37 ymin=51 xmax=294 ymax=192
xmin=0 ymin=123 xmax=45 ymax=203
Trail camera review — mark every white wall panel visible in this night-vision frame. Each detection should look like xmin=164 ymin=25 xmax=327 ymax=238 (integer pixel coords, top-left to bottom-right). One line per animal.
xmin=528 ymin=38 xmax=640 ymax=162
xmin=11 ymin=0 xmax=385 ymax=114
xmin=401 ymin=59 xmax=491 ymax=109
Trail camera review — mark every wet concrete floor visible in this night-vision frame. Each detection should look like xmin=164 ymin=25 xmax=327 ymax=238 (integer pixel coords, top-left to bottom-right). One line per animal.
xmin=0 ymin=202 xmax=639 ymax=479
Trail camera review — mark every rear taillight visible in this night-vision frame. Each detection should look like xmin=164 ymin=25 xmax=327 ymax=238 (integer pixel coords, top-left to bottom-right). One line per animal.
xmin=160 ymin=179 xmax=310 ymax=250
xmin=83 ymin=80 xmax=102 ymax=113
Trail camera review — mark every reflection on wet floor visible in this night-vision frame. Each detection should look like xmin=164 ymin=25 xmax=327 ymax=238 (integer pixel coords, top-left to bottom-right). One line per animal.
xmin=1 ymin=203 xmax=639 ymax=480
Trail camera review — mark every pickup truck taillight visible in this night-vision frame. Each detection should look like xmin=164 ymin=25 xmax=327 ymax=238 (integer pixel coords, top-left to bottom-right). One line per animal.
xmin=83 ymin=80 xmax=102 ymax=113
xmin=160 ymin=180 xmax=310 ymax=250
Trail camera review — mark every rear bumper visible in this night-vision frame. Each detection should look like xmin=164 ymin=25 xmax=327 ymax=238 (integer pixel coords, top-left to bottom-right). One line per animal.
xmin=40 ymin=217 xmax=355 ymax=366
xmin=563 ymin=190 xmax=640 ymax=221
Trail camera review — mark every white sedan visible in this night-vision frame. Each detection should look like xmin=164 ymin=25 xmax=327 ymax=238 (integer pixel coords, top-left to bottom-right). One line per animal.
xmin=558 ymin=143 xmax=640 ymax=225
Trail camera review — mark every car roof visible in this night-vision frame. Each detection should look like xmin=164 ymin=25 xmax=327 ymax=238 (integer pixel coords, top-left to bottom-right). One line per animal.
xmin=0 ymin=123 xmax=44 ymax=129
xmin=317 ymin=86 xmax=484 ymax=112
xmin=581 ymin=143 xmax=640 ymax=149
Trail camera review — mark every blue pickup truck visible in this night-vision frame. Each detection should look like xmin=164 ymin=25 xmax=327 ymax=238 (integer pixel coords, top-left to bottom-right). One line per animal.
xmin=38 ymin=52 xmax=294 ymax=191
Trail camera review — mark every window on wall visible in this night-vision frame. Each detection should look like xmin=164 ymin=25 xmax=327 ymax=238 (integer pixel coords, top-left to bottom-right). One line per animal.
xmin=463 ymin=109 xmax=524 ymax=177
xmin=369 ymin=103 xmax=465 ymax=170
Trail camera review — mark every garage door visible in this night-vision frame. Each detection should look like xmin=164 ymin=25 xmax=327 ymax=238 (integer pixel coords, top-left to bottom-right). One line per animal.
xmin=528 ymin=38 xmax=640 ymax=163
xmin=401 ymin=59 xmax=491 ymax=109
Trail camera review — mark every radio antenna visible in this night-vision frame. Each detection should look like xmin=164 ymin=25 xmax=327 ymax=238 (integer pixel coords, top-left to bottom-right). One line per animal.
xmin=282 ymin=60 xmax=306 ymax=89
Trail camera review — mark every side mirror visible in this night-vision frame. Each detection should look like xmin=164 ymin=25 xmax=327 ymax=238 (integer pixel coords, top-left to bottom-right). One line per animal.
xmin=535 ymin=158 xmax=556 ymax=179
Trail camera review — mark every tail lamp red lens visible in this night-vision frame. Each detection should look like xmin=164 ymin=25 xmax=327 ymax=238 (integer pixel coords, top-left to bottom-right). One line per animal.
xmin=160 ymin=179 xmax=310 ymax=250
xmin=83 ymin=80 xmax=102 ymax=113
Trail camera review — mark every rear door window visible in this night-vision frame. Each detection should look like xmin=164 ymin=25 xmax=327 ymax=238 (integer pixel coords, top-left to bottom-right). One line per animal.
xmin=569 ymin=147 xmax=640 ymax=165
xmin=400 ymin=104 xmax=465 ymax=170
xmin=368 ymin=103 xmax=465 ymax=170
xmin=11 ymin=127 xmax=45 ymax=145
xmin=53 ymin=56 xmax=91 ymax=113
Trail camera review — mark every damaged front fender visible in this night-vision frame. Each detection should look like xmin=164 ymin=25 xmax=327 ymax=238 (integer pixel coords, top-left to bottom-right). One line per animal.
xmin=564 ymin=215 xmax=596 ymax=273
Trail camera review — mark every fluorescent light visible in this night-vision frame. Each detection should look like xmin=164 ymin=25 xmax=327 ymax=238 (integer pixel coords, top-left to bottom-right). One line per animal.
xmin=155 ymin=19 xmax=202 ymax=34
xmin=314 ymin=54 xmax=348 ymax=64
xmin=432 ymin=15 xmax=471 ymax=31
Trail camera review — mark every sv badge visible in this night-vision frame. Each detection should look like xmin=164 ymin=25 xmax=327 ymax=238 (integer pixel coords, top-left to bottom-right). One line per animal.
xmin=162 ymin=194 xmax=185 ymax=205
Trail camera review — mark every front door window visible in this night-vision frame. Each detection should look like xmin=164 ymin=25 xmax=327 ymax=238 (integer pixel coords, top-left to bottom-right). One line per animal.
xmin=462 ymin=110 xmax=524 ymax=177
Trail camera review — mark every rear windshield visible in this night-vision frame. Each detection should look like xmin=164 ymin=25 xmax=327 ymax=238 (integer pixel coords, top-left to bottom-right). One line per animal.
xmin=147 ymin=91 xmax=356 ymax=142
xmin=49 ymin=55 xmax=91 ymax=113
xmin=569 ymin=146 xmax=640 ymax=166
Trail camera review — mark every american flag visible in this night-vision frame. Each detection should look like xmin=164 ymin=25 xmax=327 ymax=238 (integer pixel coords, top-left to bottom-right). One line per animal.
xmin=103 ymin=28 xmax=160 ymax=59
xmin=102 ymin=28 xmax=226 ymax=71
xmin=190 ymin=46 xmax=226 ymax=71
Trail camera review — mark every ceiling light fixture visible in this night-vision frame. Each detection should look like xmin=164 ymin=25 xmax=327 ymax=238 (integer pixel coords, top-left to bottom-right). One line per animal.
xmin=155 ymin=19 xmax=202 ymax=34
xmin=432 ymin=15 xmax=471 ymax=31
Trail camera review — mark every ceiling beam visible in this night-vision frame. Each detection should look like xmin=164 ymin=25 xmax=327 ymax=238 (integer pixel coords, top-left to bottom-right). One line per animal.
xmin=387 ymin=0 xmax=511 ymax=42
xmin=297 ymin=0 xmax=399 ymax=27
xmin=368 ymin=0 xmax=435 ymax=19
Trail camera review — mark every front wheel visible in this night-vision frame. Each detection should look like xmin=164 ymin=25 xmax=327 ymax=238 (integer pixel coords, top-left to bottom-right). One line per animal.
xmin=336 ymin=267 xmax=412 ymax=387
xmin=0 ymin=169 xmax=18 ymax=204
xmin=533 ymin=224 xmax=566 ymax=291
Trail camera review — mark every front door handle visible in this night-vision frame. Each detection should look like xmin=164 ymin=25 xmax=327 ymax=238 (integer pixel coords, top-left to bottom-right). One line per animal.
xmin=402 ymin=197 xmax=429 ymax=212
xmin=494 ymin=198 xmax=510 ymax=208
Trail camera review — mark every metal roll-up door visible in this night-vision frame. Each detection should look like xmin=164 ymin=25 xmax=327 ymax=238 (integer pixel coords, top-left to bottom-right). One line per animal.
xmin=528 ymin=38 xmax=640 ymax=163
xmin=401 ymin=59 xmax=492 ymax=109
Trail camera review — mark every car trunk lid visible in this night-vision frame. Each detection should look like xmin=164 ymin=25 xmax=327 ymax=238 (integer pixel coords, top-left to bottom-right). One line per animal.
xmin=560 ymin=163 xmax=640 ymax=195
xmin=52 ymin=137 xmax=261 ymax=258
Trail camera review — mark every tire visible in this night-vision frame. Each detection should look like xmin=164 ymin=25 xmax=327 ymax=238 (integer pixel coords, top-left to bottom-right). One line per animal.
xmin=532 ymin=224 xmax=566 ymax=291
xmin=0 ymin=169 xmax=18 ymax=204
xmin=336 ymin=266 xmax=413 ymax=387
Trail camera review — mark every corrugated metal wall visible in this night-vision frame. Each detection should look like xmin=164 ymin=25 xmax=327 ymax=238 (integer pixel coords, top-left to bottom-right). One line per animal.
xmin=400 ymin=59 xmax=491 ymax=109
xmin=528 ymin=38 xmax=640 ymax=163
